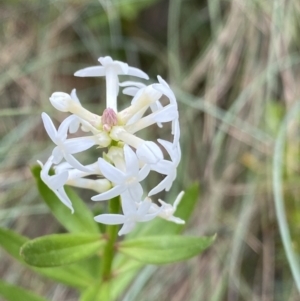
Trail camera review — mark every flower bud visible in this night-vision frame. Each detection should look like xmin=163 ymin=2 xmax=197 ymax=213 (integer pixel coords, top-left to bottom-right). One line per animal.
xmin=102 ymin=108 xmax=118 ymax=132
xmin=49 ymin=92 xmax=73 ymax=112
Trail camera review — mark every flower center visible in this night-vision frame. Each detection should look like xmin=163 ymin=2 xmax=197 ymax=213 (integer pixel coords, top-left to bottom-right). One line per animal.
xmin=102 ymin=108 xmax=118 ymax=132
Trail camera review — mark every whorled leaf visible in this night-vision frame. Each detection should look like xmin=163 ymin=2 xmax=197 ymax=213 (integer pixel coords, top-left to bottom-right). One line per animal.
xmin=20 ymin=233 xmax=105 ymax=267
xmin=118 ymin=235 xmax=215 ymax=264
xmin=0 ymin=227 xmax=94 ymax=288
xmin=0 ymin=280 xmax=48 ymax=301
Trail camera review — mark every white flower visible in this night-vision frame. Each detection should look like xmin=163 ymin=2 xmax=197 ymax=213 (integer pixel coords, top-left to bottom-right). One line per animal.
xmin=148 ymin=191 xmax=185 ymax=224
xmin=49 ymin=92 xmax=73 ymax=112
xmin=136 ymin=141 xmax=172 ymax=175
xmin=94 ymin=195 xmax=160 ymax=236
xmin=41 ymin=112 xmax=96 ymax=172
xmin=75 ymin=56 xmax=149 ymax=111
xmin=91 ymin=145 xmax=149 ymax=201
xmin=148 ymin=139 xmax=181 ymax=196
xmin=37 ymin=156 xmax=74 ymax=213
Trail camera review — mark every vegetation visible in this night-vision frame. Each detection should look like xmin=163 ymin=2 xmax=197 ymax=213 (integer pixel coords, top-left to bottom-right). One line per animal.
xmin=1 ymin=0 xmax=300 ymax=300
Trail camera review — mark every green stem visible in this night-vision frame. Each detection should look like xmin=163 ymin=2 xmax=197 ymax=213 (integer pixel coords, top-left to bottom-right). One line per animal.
xmin=101 ymin=196 xmax=121 ymax=281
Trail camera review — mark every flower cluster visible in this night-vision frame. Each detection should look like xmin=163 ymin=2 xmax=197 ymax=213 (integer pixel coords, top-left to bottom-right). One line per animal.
xmin=38 ymin=56 xmax=184 ymax=235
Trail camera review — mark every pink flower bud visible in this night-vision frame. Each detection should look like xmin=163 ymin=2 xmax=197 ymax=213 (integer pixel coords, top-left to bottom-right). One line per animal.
xmin=102 ymin=108 xmax=118 ymax=132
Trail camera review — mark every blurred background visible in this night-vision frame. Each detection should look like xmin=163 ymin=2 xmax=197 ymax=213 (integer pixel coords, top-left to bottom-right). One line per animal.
xmin=1 ymin=0 xmax=300 ymax=300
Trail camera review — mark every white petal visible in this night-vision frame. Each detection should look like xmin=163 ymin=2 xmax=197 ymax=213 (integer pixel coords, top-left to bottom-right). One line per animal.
xmin=167 ymin=216 xmax=185 ymax=224
xmin=74 ymin=66 xmax=106 ymax=77
xmin=152 ymin=105 xmax=178 ymax=123
xmin=151 ymin=160 xmax=173 ymax=175
xmin=121 ymin=191 xmax=137 ymax=215
xmin=112 ymin=61 xmax=128 ymax=74
xmin=58 ymin=115 xmax=78 ymax=138
xmin=64 ymin=137 xmax=95 ymax=154
xmin=56 ymin=187 xmax=74 ymax=213
xmin=124 ymin=145 xmax=139 ymax=175
xmin=52 ymin=147 xmax=64 ymax=164
xmin=157 ymin=75 xmax=169 ymax=88
xmin=158 ymin=139 xmax=173 ymax=159
xmin=91 ymin=185 xmax=125 ymax=201
xmin=127 ymin=67 xmax=149 ymax=79
xmin=153 ymin=80 xmax=176 ymax=104
xmin=120 ymin=81 xmax=145 ymax=88
xmin=137 ymin=199 xmax=152 ymax=216
xmin=172 ymin=119 xmax=180 ymax=145
xmin=148 ymin=175 xmax=171 ymax=196
xmin=98 ymin=56 xmax=113 ymax=66
xmin=118 ymin=221 xmax=136 ymax=236
xmin=70 ymin=89 xmax=81 ymax=104
xmin=138 ymin=164 xmax=151 ymax=181
xmin=64 ymin=153 xmax=92 ymax=172
xmin=122 ymin=87 xmax=140 ymax=97
xmin=94 ymin=214 xmax=125 ymax=225
xmin=69 ymin=118 xmax=80 ymax=134
xmin=128 ymin=183 xmax=143 ymax=201
xmin=48 ymin=171 xmax=68 ymax=190
xmin=41 ymin=113 xmax=58 ymax=144
xmin=136 ymin=141 xmax=163 ymax=164
xmin=138 ymin=212 xmax=158 ymax=222
xmin=98 ymin=158 xmax=126 ymax=184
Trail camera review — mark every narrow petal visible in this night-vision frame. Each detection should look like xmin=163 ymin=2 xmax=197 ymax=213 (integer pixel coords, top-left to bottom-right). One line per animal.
xmin=124 ymin=145 xmax=139 ymax=175
xmin=151 ymin=105 xmax=178 ymax=123
xmin=151 ymin=160 xmax=173 ymax=175
xmin=128 ymin=183 xmax=143 ymax=201
xmin=56 ymin=187 xmax=74 ymax=213
xmin=118 ymin=221 xmax=136 ymax=236
xmin=64 ymin=153 xmax=92 ymax=172
xmin=127 ymin=67 xmax=149 ymax=79
xmin=139 ymin=212 xmax=159 ymax=222
xmin=94 ymin=214 xmax=125 ymax=225
xmin=137 ymin=199 xmax=152 ymax=216
xmin=58 ymin=115 xmax=78 ymax=138
xmin=138 ymin=164 xmax=151 ymax=181
xmin=120 ymin=81 xmax=145 ymax=88
xmin=41 ymin=113 xmax=58 ymax=144
xmin=121 ymin=191 xmax=137 ymax=215
xmin=122 ymin=87 xmax=139 ymax=97
xmin=158 ymin=139 xmax=173 ymax=158
xmin=91 ymin=185 xmax=125 ymax=201
xmin=172 ymin=119 xmax=180 ymax=145
xmin=48 ymin=171 xmax=68 ymax=190
xmin=64 ymin=137 xmax=95 ymax=154
xmin=136 ymin=141 xmax=163 ymax=164
xmin=52 ymin=147 xmax=64 ymax=164
xmin=74 ymin=66 xmax=106 ymax=77
xmin=70 ymin=89 xmax=81 ymax=104
xmin=153 ymin=80 xmax=176 ymax=104
xmin=148 ymin=175 xmax=171 ymax=196
xmin=98 ymin=158 xmax=126 ymax=183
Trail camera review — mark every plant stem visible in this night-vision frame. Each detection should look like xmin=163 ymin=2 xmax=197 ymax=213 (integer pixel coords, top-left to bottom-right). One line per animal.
xmin=101 ymin=196 xmax=121 ymax=281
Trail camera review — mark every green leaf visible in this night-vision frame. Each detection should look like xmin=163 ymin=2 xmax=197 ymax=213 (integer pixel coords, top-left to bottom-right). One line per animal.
xmin=35 ymin=264 xmax=93 ymax=289
xmin=0 ymin=280 xmax=48 ymax=301
xmin=31 ymin=165 xmax=99 ymax=234
xmin=119 ymin=235 xmax=215 ymax=264
xmin=0 ymin=227 xmax=28 ymax=262
xmin=21 ymin=233 xmax=105 ymax=267
xmin=0 ymin=227 xmax=93 ymax=289
xmin=80 ymin=282 xmax=112 ymax=301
